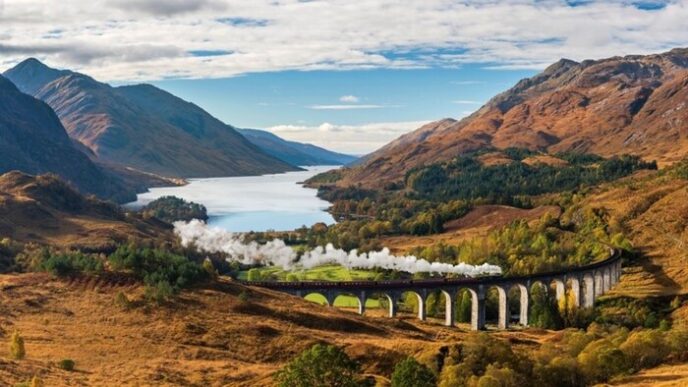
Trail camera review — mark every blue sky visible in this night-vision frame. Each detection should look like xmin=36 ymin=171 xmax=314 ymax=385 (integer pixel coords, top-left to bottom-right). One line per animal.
xmin=0 ymin=0 xmax=686 ymax=153
xmin=151 ymin=67 xmax=534 ymax=153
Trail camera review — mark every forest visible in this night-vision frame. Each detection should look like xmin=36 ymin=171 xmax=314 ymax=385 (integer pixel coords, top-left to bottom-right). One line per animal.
xmin=405 ymin=149 xmax=656 ymax=203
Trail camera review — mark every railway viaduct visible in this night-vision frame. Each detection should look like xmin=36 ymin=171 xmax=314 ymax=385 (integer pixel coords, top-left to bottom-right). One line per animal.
xmin=243 ymin=250 xmax=622 ymax=330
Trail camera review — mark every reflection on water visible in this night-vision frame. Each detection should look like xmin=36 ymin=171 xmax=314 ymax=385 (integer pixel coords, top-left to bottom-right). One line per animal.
xmin=128 ymin=166 xmax=337 ymax=232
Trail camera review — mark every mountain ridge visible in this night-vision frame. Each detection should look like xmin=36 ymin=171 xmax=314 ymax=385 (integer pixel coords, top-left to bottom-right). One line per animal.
xmin=3 ymin=59 xmax=299 ymax=179
xmin=335 ymin=48 xmax=688 ymax=187
xmin=0 ymin=74 xmax=136 ymax=202
xmin=238 ymin=128 xmax=357 ymax=166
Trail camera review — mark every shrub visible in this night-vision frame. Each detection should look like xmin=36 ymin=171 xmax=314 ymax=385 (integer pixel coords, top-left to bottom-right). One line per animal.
xmin=114 ymin=291 xmax=131 ymax=309
xmin=15 ymin=377 xmax=43 ymax=387
xmin=577 ymin=339 xmax=629 ymax=383
xmin=238 ymin=289 xmax=250 ymax=304
xmin=471 ymin=364 xmax=522 ymax=387
xmin=438 ymin=333 xmax=525 ymax=387
xmin=202 ymin=258 xmax=218 ymax=279
xmin=145 ymin=280 xmax=174 ymax=304
xmin=670 ymin=296 xmax=681 ymax=310
xmin=9 ymin=331 xmax=26 ymax=360
xmin=40 ymin=252 xmax=105 ymax=276
xmin=274 ymin=343 xmax=370 ymax=387
xmin=533 ymin=355 xmax=583 ymax=387
xmin=391 ymin=357 xmax=436 ymax=387
xmin=619 ymin=329 xmax=669 ymax=370
xmin=58 ymin=359 xmax=76 ymax=371
xmin=666 ymin=329 xmax=688 ymax=361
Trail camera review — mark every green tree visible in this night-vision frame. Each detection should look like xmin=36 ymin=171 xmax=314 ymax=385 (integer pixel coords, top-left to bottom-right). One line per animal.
xmin=391 ymin=357 xmax=436 ymax=387
xmin=275 ymin=344 xmax=369 ymax=387
xmin=529 ymin=285 xmax=562 ymax=329
xmin=458 ymin=290 xmax=472 ymax=323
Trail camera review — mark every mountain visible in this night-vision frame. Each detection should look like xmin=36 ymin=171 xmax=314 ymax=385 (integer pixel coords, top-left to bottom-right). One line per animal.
xmin=0 ymin=75 xmax=135 ymax=202
xmin=337 ymin=48 xmax=688 ymax=187
xmin=238 ymin=128 xmax=357 ymax=166
xmin=4 ymin=59 xmax=299 ymax=178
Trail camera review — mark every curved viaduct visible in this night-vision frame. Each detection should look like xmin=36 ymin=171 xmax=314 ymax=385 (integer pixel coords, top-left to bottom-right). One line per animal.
xmin=243 ymin=250 xmax=622 ymax=330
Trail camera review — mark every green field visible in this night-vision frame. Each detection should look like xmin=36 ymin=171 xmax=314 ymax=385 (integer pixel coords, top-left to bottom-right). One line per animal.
xmin=237 ymin=264 xmax=379 ymax=281
xmin=238 ymin=265 xmax=382 ymax=308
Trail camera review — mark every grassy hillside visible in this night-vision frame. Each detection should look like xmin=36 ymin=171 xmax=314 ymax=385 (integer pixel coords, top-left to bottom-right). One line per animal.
xmin=0 ymin=273 xmax=527 ymax=386
xmin=0 ymin=171 xmax=170 ymax=251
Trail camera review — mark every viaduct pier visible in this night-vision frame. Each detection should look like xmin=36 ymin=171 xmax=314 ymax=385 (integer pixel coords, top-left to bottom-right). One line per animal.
xmin=243 ymin=249 xmax=622 ymax=330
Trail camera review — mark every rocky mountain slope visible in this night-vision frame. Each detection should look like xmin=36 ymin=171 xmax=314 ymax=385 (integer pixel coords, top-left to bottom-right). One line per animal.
xmin=238 ymin=128 xmax=357 ymax=166
xmin=0 ymin=171 xmax=170 ymax=250
xmin=0 ymin=75 xmax=135 ymax=202
xmin=337 ymin=48 xmax=688 ymax=187
xmin=4 ymin=59 xmax=298 ymax=178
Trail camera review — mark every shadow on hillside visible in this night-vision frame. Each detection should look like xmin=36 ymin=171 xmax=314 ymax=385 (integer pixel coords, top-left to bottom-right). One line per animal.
xmin=232 ymin=301 xmax=387 ymax=335
xmin=632 ymin=247 xmax=681 ymax=293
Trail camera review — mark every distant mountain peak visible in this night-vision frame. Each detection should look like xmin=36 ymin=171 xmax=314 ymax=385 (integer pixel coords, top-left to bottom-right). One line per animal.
xmin=4 ymin=58 xmax=72 ymax=95
xmin=13 ymin=57 xmax=51 ymax=71
xmin=0 ymin=73 xmax=136 ymax=202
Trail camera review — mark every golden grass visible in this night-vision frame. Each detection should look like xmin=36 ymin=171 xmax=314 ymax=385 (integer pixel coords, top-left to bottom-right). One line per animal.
xmin=579 ymin=174 xmax=688 ymax=297
xmin=613 ymin=362 xmax=688 ymax=386
xmin=0 ymin=273 xmax=553 ymax=386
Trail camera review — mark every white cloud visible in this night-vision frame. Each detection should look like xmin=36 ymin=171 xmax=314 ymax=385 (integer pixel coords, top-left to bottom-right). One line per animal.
xmin=339 ymin=95 xmax=359 ymax=103
xmin=308 ymin=104 xmax=386 ymax=110
xmin=268 ymin=120 xmax=432 ymax=154
xmin=451 ymin=80 xmax=484 ymax=85
xmin=0 ymin=1 xmax=685 ymax=81
xmin=452 ymin=100 xmax=482 ymax=105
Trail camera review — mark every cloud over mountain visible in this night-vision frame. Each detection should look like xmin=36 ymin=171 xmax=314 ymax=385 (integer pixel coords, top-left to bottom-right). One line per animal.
xmin=0 ymin=1 xmax=686 ymax=81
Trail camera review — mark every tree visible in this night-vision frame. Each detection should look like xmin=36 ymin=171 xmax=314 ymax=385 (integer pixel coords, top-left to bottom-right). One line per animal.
xmin=202 ymin=258 xmax=217 ymax=279
xmin=275 ymin=344 xmax=370 ymax=387
xmin=391 ymin=357 xmax=436 ymax=387
xmin=529 ymin=285 xmax=562 ymax=329
xmin=619 ymin=330 xmax=669 ymax=370
xmin=458 ymin=290 xmax=472 ymax=323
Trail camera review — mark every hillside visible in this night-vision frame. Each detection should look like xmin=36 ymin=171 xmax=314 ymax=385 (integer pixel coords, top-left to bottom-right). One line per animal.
xmin=337 ymin=48 xmax=688 ymax=187
xmin=383 ymin=205 xmax=562 ymax=254
xmin=0 ymin=171 xmax=170 ymax=250
xmin=4 ymin=59 xmax=299 ymax=178
xmin=572 ymin=168 xmax=688 ymax=298
xmin=0 ymin=273 xmax=553 ymax=386
xmin=238 ymin=128 xmax=357 ymax=166
xmin=0 ymin=75 xmax=135 ymax=202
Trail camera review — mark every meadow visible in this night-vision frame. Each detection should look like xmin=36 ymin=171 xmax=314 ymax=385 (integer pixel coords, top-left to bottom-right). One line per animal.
xmin=237 ymin=264 xmax=381 ymax=308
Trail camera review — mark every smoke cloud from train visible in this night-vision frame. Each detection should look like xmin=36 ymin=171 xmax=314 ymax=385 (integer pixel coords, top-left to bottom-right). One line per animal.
xmin=174 ymin=220 xmax=502 ymax=277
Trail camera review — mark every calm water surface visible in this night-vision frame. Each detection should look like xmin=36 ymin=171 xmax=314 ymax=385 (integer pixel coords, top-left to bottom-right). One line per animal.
xmin=128 ymin=166 xmax=337 ymax=232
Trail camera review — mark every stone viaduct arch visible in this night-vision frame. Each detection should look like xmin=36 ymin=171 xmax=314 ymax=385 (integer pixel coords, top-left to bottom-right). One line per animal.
xmin=244 ymin=249 xmax=622 ymax=331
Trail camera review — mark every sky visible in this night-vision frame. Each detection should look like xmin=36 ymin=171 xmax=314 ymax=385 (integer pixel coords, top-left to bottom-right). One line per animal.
xmin=1 ymin=0 xmax=687 ymax=154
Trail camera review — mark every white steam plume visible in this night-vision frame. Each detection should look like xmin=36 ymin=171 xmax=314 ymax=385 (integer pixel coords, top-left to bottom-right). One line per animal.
xmin=174 ymin=220 xmax=502 ymax=277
